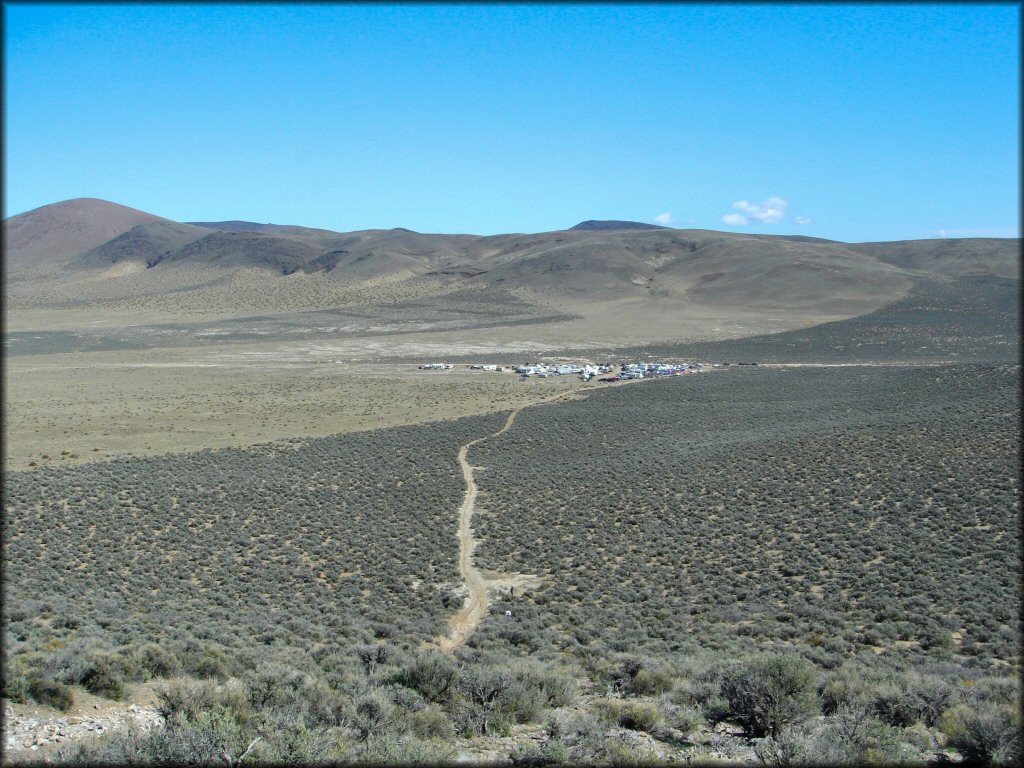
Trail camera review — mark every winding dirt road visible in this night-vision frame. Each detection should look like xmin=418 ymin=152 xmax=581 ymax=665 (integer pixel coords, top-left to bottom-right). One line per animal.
xmin=436 ymin=384 xmax=609 ymax=653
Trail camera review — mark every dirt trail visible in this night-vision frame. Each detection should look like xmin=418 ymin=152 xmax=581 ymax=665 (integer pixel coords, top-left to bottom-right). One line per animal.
xmin=436 ymin=384 xmax=609 ymax=653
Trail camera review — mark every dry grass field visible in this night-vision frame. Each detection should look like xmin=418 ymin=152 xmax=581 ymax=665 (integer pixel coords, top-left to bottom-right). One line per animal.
xmin=3 ymin=284 xmax=852 ymax=473
xmin=3 ymin=352 xmax=590 ymax=471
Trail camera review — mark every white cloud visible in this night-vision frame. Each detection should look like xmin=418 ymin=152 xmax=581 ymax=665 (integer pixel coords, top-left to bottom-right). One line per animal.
xmin=654 ymin=212 xmax=675 ymax=225
xmin=794 ymin=216 xmax=811 ymax=225
xmin=731 ymin=196 xmax=789 ymax=223
xmin=720 ymin=196 xmax=794 ymax=227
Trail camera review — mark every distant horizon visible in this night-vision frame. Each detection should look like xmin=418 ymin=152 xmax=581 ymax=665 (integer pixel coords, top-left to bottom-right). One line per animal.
xmin=4 ymin=4 xmax=1019 ymax=241
xmin=6 ymin=195 xmax=1022 ymax=243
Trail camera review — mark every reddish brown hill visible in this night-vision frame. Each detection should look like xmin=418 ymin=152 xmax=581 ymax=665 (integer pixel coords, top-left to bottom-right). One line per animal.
xmin=3 ymin=198 xmax=169 ymax=276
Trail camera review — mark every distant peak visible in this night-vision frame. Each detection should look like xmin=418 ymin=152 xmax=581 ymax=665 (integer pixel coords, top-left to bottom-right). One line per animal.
xmin=569 ymin=220 xmax=667 ymax=232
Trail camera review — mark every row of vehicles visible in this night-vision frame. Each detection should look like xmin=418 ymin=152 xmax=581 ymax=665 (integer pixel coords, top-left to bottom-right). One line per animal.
xmin=513 ymin=363 xmax=612 ymax=377
xmin=528 ymin=361 xmax=703 ymax=382
xmin=617 ymin=362 xmax=702 ymax=378
xmin=417 ymin=361 xmax=706 ymax=380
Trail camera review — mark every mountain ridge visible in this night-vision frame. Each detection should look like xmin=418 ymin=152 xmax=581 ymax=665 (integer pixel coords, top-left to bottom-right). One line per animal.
xmin=5 ymin=199 xmax=1019 ymax=321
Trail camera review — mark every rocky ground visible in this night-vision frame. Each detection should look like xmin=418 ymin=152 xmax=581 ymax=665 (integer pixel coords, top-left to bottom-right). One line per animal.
xmin=2 ymin=686 xmax=162 ymax=763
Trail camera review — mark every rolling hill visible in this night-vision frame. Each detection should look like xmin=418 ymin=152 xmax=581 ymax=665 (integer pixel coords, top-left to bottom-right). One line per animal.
xmin=3 ymin=198 xmax=170 ymax=278
xmin=848 ymin=237 xmax=1021 ymax=277
xmin=4 ymin=198 xmax=1019 ymax=341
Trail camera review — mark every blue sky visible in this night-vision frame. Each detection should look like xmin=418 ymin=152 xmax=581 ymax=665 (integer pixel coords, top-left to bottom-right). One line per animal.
xmin=3 ymin=2 xmax=1019 ymax=241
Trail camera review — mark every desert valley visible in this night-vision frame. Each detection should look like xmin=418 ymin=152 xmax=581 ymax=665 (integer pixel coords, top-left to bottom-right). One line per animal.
xmin=2 ymin=198 xmax=1020 ymax=764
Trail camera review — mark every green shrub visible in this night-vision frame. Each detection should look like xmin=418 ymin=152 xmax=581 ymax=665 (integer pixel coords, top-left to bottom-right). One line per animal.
xmin=758 ymin=708 xmax=912 ymax=767
xmin=359 ymin=733 xmax=455 ymax=764
xmin=28 ymin=677 xmax=74 ymax=711
xmin=602 ymin=732 xmax=662 ymax=765
xmin=591 ymin=698 xmax=663 ymax=733
xmin=617 ymin=701 xmax=663 ymax=733
xmin=157 ymin=680 xmax=217 ymax=721
xmin=539 ymin=669 xmax=579 ymax=708
xmin=872 ymin=682 xmax=921 ymax=727
xmin=138 ymin=643 xmax=182 ymax=679
xmin=753 ymin=725 xmax=815 ymax=767
xmin=2 ymin=666 xmax=30 ymax=704
xmin=825 ymin=704 xmax=913 ymax=764
xmin=962 ymin=676 xmax=1019 ymax=708
xmin=632 ymin=668 xmax=673 ymax=696
xmin=455 ymin=665 xmax=541 ymax=736
xmin=394 ymin=651 xmax=459 ymax=703
xmin=946 ymin=704 xmax=1022 ymax=764
xmin=409 ymin=704 xmax=454 ymax=740
xmin=592 ymin=698 xmax=625 ymax=725
xmin=68 ymin=653 xmax=131 ymax=700
xmin=504 ymin=662 xmax=563 ymax=723
xmin=351 ymin=688 xmax=396 ymax=745
xmin=819 ymin=669 xmax=873 ymax=715
xmin=913 ymin=676 xmax=956 ymax=727
xmin=243 ymin=662 xmax=294 ymax=710
xmin=157 ymin=679 xmax=254 ymax=730
xmin=870 ymin=673 xmax=953 ymax=728
xmin=662 ymin=700 xmax=705 ymax=734
xmin=82 ymin=663 xmax=125 ymax=700
xmin=903 ymin=722 xmax=940 ymax=751
xmin=246 ymin=715 xmax=335 ymax=762
xmin=688 ymin=665 xmax=731 ymax=722
xmin=510 ymin=740 xmax=555 ymax=767
xmin=719 ymin=655 xmax=818 ymax=738
xmin=507 ymin=679 xmax=546 ymax=728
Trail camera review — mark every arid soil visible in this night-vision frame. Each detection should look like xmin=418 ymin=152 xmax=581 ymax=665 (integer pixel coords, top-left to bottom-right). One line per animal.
xmin=3 ymin=350 xmax=592 ymax=472
xmin=3 ymin=684 xmax=162 ymax=763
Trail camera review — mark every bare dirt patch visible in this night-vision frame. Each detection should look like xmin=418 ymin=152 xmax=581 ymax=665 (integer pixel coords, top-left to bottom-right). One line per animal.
xmin=3 ymin=683 xmax=163 ymax=762
xmin=3 ymin=350 xmax=592 ymax=471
